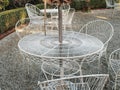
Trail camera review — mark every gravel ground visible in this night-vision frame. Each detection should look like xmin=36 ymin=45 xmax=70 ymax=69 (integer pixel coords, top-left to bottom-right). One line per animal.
xmin=0 ymin=9 xmax=120 ymax=90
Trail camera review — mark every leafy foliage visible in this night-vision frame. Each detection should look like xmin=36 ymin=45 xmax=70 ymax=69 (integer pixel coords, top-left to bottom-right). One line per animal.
xmin=71 ymin=0 xmax=106 ymax=10
xmin=7 ymin=0 xmax=41 ymax=9
xmin=90 ymin=0 xmax=106 ymax=9
xmin=0 ymin=0 xmax=9 ymax=11
xmin=0 ymin=7 xmax=27 ymax=33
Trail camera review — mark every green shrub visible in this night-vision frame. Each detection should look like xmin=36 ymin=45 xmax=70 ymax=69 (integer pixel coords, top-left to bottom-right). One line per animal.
xmin=7 ymin=0 xmax=41 ymax=9
xmin=90 ymin=0 xmax=106 ymax=9
xmin=71 ymin=0 xmax=83 ymax=10
xmin=36 ymin=3 xmax=44 ymax=9
xmin=0 ymin=8 xmax=27 ymax=33
xmin=0 ymin=0 xmax=9 ymax=11
xmin=71 ymin=0 xmax=106 ymax=10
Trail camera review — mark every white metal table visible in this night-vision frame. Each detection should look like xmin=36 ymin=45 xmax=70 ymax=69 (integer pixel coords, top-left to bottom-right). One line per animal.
xmin=18 ymin=31 xmax=104 ymax=76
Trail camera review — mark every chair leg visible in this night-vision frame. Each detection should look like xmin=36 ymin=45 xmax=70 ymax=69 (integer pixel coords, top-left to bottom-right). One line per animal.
xmin=105 ymin=51 xmax=108 ymax=65
xmin=19 ymin=50 xmax=30 ymax=74
xmin=111 ymin=8 xmax=115 ymax=18
xmin=98 ymin=53 xmax=102 ymax=73
xmin=114 ymin=76 xmax=117 ymax=90
xmin=27 ymin=58 xmax=30 ymax=74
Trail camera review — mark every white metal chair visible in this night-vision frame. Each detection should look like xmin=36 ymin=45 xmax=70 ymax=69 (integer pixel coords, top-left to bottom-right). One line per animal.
xmin=62 ymin=8 xmax=75 ymax=31
xmin=46 ymin=4 xmax=71 ymax=31
xmin=62 ymin=4 xmax=70 ymax=17
xmin=105 ymin=0 xmax=120 ymax=17
xmin=15 ymin=18 xmax=44 ymax=38
xmin=48 ymin=8 xmax=75 ymax=31
xmin=105 ymin=0 xmax=115 ymax=8
xmin=15 ymin=18 xmax=44 ymax=73
xmin=46 ymin=8 xmax=59 ymax=31
xmin=112 ymin=2 xmax=120 ymax=17
xmin=79 ymin=20 xmax=114 ymax=73
xmin=47 ymin=4 xmax=72 ymax=30
xmin=60 ymin=5 xmax=71 ymax=31
xmin=25 ymin=3 xmax=44 ymax=25
xmin=109 ymin=48 xmax=120 ymax=90
xmin=38 ymin=74 xmax=109 ymax=90
xmin=50 ymin=4 xmax=70 ymax=20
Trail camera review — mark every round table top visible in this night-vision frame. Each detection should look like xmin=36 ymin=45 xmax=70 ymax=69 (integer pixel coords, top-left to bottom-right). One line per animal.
xmin=18 ymin=31 xmax=104 ymax=59
xmin=40 ymin=9 xmax=58 ymax=13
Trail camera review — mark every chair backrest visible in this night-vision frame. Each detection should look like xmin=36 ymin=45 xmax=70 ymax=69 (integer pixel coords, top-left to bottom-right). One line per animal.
xmin=109 ymin=48 xmax=120 ymax=73
xmin=105 ymin=0 xmax=115 ymax=8
xmin=62 ymin=4 xmax=70 ymax=11
xmin=55 ymin=4 xmax=70 ymax=24
xmin=50 ymin=10 xmax=58 ymax=20
xmin=63 ymin=8 xmax=75 ymax=24
xmin=25 ymin=3 xmax=43 ymax=19
xmin=79 ymin=20 xmax=114 ymax=51
xmin=15 ymin=18 xmax=41 ymax=39
xmin=50 ymin=6 xmax=71 ymax=24
xmin=38 ymin=74 xmax=109 ymax=90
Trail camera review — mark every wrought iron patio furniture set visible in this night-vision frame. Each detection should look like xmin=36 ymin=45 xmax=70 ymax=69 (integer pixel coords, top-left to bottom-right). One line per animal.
xmin=15 ymin=2 xmax=120 ymax=90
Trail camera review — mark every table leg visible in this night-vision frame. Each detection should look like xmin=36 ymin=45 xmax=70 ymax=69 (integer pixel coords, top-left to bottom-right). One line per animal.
xmin=59 ymin=59 xmax=65 ymax=85
xmin=60 ymin=59 xmax=64 ymax=78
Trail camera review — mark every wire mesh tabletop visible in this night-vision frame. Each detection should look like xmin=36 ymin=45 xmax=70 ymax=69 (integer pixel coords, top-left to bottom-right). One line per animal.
xmin=18 ymin=31 xmax=104 ymax=59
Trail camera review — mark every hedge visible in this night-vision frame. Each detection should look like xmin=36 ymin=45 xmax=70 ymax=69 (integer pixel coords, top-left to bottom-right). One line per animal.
xmin=0 ymin=8 xmax=27 ymax=33
xmin=90 ymin=0 xmax=106 ymax=9
xmin=71 ymin=0 xmax=106 ymax=10
xmin=0 ymin=4 xmax=44 ymax=34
